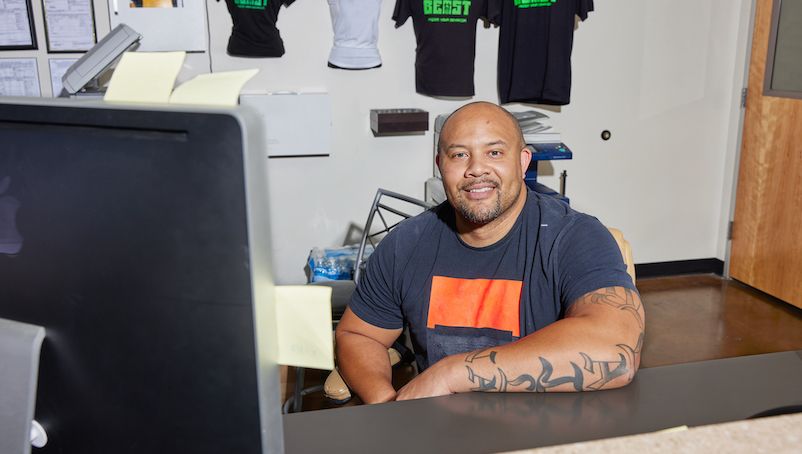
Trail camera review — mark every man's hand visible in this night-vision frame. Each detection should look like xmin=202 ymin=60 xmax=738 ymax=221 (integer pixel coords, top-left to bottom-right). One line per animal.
xmin=334 ymin=307 xmax=403 ymax=404
xmin=394 ymin=355 xmax=461 ymax=401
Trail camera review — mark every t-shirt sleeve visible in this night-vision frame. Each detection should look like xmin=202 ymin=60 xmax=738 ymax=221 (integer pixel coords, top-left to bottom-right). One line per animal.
xmin=578 ymin=0 xmax=593 ymax=20
xmin=392 ymin=0 xmax=412 ymax=27
xmin=556 ymin=215 xmax=637 ymax=310
xmin=347 ymin=232 xmax=406 ymax=330
xmin=486 ymin=0 xmax=502 ymax=25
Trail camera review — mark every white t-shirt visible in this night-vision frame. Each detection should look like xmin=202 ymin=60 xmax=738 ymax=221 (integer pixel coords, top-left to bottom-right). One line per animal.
xmin=328 ymin=0 xmax=383 ymax=69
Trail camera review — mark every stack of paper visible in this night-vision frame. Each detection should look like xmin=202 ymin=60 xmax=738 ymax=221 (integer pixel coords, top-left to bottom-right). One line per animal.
xmin=513 ymin=110 xmax=562 ymax=144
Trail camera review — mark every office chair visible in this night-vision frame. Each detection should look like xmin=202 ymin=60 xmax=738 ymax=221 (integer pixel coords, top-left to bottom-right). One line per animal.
xmin=321 ymin=226 xmax=638 ymax=406
xmin=607 ymin=227 xmax=636 ymax=284
xmin=283 ymin=188 xmax=434 ymax=413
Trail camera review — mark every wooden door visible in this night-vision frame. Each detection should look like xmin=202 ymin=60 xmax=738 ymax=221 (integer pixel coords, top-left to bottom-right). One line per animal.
xmin=729 ymin=0 xmax=802 ymax=309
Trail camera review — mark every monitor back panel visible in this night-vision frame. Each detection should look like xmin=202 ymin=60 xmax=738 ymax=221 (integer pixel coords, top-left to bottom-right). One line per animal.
xmin=0 ymin=100 xmax=275 ymax=454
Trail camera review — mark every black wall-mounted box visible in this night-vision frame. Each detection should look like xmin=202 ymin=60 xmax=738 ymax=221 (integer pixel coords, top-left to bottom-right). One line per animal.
xmin=370 ymin=109 xmax=429 ymax=134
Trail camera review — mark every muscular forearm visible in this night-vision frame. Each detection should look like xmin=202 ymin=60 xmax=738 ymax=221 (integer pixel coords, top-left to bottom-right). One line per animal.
xmin=445 ymin=316 xmax=641 ymax=394
xmin=335 ymin=331 xmax=398 ymax=404
xmin=396 ymin=287 xmax=644 ymax=400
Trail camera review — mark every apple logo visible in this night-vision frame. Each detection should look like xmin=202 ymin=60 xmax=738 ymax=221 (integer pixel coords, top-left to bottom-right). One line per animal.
xmin=0 ymin=175 xmax=23 ymax=255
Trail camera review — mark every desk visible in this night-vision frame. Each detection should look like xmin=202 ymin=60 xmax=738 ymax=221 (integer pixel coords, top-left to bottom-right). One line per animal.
xmin=283 ymin=351 xmax=802 ymax=454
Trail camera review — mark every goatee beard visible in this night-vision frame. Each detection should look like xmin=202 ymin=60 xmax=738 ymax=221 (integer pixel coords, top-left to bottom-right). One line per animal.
xmin=456 ymin=179 xmax=502 ymax=224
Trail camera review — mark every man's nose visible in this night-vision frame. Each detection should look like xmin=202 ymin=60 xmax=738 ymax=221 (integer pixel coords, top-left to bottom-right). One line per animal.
xmin=465 ymin=155 xmax=490 ymax=177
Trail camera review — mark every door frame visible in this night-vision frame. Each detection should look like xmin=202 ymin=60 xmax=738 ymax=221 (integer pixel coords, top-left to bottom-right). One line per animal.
xmin=724 ymin=0 xmax=759 ymax=278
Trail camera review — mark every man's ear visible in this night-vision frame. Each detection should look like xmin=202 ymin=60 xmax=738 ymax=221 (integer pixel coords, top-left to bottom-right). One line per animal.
xmin=520 ymin=146 xmax=532 ymax=175
xmin=435 ymin=153 xmax=441 ymax=173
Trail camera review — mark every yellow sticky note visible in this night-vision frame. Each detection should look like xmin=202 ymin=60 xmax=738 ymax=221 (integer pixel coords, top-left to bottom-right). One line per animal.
xmin=274 ymin=285 xmax=334 ymax=370
xmin=104 ymin=51 xmax=186 ymax=104
xmin=169 ymin=69 xmax=259 ymax=106
xmin=655 ymin=425 xmax=688 ymax=434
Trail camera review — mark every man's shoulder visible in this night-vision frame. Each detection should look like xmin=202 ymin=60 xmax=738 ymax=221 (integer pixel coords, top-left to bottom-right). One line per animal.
xmin=524 ymin=190 xmax=581 ymax=222
xmin=392 ymin=202 xmax=451 ymax=236
xmin=523 ymin=190 xmax=608 ymax=240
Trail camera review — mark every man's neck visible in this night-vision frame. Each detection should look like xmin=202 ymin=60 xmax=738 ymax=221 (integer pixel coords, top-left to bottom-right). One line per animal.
xmin=456 ymin=186 xmax=528 ymax=248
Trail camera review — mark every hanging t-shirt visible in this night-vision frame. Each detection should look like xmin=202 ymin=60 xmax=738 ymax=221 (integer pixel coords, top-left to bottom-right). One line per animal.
xmin=225 ymin=0 xmax=295 ymax=57
xmin=490 ymin=0 xmax=593 ymax=105
xmin=393 ymin=0 xmax=491 ymax=97
xmin=327 ymin=0 xmax=383 ymax=69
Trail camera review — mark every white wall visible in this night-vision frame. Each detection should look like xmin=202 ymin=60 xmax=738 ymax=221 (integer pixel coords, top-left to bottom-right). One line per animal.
xmin=3 ymin=0 xmax=754 ymax=284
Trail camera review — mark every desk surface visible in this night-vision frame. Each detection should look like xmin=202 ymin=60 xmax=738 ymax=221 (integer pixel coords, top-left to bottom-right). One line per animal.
xmin=283 ymin=351 xmax=802 ymax=454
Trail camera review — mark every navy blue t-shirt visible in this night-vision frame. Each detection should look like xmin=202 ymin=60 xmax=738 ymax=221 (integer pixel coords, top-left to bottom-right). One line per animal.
xmin=489 ymin=0 xmax=593 ymax=105
xmin=349 ymin=189 xmax=636 ymax=371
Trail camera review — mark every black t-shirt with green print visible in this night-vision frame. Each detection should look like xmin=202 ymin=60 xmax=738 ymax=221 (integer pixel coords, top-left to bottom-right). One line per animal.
xmin=225 ymin=0 xmax=295 ymax=57
xmin=393 ymin=0 xmax=494 ymax=97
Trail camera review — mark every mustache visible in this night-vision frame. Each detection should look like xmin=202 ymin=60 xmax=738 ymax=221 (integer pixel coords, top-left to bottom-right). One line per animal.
xmin=457 ymin=178 xmax=500 ymax=191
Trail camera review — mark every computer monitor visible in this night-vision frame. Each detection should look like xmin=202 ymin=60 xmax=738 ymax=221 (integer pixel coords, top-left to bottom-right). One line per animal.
xmin=0 ymin=98 xmax=283 ymax=454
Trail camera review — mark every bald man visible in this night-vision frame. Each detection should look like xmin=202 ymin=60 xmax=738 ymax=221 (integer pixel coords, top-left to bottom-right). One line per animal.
xmin=335 ymin=102 xmax=643 ymax=403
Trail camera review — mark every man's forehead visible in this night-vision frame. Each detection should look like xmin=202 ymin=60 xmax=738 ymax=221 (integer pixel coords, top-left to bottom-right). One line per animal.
xmin=443 ymin=106 xmax=517 ymax=137
xmin=445 ymin=138 xmax=510 ymax=149
xmin=454 ymin=104 xmax=487 ymax=116
xmin=450 ymin=103 xmax=506 ymax=122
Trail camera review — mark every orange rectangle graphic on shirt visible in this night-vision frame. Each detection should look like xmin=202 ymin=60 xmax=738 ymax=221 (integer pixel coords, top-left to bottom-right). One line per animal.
xmin=427 ymin=276 xmax=522 ymax=337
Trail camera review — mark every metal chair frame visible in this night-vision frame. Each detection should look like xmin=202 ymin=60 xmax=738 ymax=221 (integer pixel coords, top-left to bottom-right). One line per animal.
xmin=284 ymin=188 xmax=434 ymax=414
xmin=354 ymin=188 xmax=435 ymax=283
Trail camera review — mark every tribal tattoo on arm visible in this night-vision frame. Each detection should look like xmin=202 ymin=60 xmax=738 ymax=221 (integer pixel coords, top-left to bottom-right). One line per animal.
xmin=570 ymin=287 xmax=644 ymax=331
xmin=463 ymin=287 xmax=644 ymax=393
xmin=464 ymin=335 xmax=643 ymax=392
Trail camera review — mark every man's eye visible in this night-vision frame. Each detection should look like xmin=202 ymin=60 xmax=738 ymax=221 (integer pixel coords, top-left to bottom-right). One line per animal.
xmin=489 ymin=150 xmax=501 ymax=156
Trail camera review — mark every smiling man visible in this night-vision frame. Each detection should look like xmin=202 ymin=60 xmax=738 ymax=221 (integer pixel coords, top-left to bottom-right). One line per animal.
xmin=335 ymin=102 xmax=643 ymax=403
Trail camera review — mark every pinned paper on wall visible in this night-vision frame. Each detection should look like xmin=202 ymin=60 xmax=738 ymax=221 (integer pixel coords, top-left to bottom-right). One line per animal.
xmin=0 ymin=58 xmax=40 ymax=97
xmin=42 ymin=0 xmax=96 ymax=52
xmin=0 ymin=0 xmax=37 ymax=50
xmin=49 ymin=58 xmax=78 ymax=97
xmin=274 ymin=285 xmax=334 ymax=371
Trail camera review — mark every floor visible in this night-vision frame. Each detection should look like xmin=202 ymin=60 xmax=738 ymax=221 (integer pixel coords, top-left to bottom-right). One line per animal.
xmin=291 ymin=274 xmax=802 ymax=412
xmin=637 ymin=274 xmax=802 ymax=367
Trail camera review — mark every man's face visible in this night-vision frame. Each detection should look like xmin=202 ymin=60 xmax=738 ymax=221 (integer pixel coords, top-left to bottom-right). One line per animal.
xmin=436 ymin=104 xmax=531 ymax=225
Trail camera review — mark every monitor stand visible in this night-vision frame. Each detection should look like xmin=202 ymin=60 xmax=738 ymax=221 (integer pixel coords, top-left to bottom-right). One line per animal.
xmin=0 ymin=318 xmax=45 ymax=454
